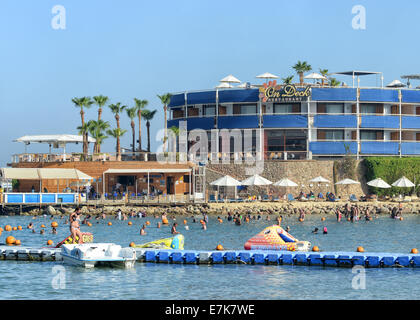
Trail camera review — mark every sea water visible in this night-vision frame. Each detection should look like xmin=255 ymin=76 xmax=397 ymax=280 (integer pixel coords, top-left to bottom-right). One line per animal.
xmin=0 ymin=214 xmax=420 ymax=300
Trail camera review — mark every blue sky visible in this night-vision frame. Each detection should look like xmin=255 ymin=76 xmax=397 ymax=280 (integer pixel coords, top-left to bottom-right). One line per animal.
xmin=0 ymin=0 xmax=419 ymax=165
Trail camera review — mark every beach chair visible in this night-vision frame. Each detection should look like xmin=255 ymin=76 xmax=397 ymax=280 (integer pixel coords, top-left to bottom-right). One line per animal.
xmin=262 ymin=194 xmax=270 ymax=202
xmin=349 ymin=194 xmax=359 ymax=202
xmin=209 ymin=195 xmax=216 ymax=203
xmin=236 ymin=197 xmax=244 ymax=203
xmin=287 ymin=194 xmax=295 ymax=202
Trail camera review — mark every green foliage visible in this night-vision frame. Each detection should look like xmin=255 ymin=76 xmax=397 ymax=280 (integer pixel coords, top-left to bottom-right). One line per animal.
xmin=12 ymin=179 xmax=19 ymax=191
xmin=334 ymin=143 xmax=357 ymax=179
xmin=364 ymin=157 xmax=420 ymax=196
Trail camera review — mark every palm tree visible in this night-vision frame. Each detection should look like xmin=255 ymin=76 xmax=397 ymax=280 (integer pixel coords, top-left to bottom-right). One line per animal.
xmin=141 ymin=109 xmax=157 ymax=153
xmin=329 ymin=77 xmax=341 ymax=87
xmin=169 ymin=126 xmax=180 ymax=153
xmin=293 ymin=61 xmax=312 ymax=86
xmin=87 ymin=119 xmax=110 ymax=154
xmin=93 ymin=95 xmax=109 ymax=124
xmin=107 ymin=128 xmax=127 ymax=160
xmin=77 ymin=122 xmax=91 ymax=159
xmin=126 ymin=107 xmax=137 ymax=154
xmin=134 ymin=98 xmax=148 ymax=152
xmin=72 ymin=96 xmax=93 ymax=158
xmin=282 ymin=76 xmax=294 ymax=85
xmin=319 ymin=69 xmax=329 ymax=86
xmin=108 ymin=102 xmax=126 ymax=130
xmin=157 ymin=93 xmax=172 ymax=152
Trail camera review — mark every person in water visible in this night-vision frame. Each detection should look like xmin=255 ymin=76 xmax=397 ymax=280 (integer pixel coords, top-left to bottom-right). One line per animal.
xmin=171 ymin=223 xmax=179 ymax=234
xmin=335 ymin=208 xmax=342 ymax=222
xmin=69 ymin=207 xmax=83 ymax=244
xmin=312 ymin=227 xmax=319 ymax=234
xmin=323 ymin=227 xmax=328 ymax=234
xmin=52 ymin=227 xmax=57 ymax=234
xmin=27 ymin=223 xmax=33 ymax=229
xmin=140 ymin=225 xmax=146 ymax=235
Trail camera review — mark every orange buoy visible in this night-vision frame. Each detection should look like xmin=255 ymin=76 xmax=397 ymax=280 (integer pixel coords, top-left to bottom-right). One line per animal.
xmin=41 ymin=224 xmax=46 ymax=228
xmin=321 ymin=217 xmax=326 ymax=221
xmin=15 ymin=239 xmax=21 ymax=246
xmin=17 ymin=226 xmax=22 ymax=231
xmin=6 ymin=236 xmax=16 ymax=245
xmin=312 ymin=246 xmax=320 ymax=252
xmin=245 ymin=218 xmax=250 ymax=223
xmin=218 ymin=219 xmax=223 ymax=223
xmin=4 ymin=225 xmax=12 ymax=232
xmin=129 ymin=242 xmax=136 ymax=247
xmin=298 ymin=218 xmax=303 ymax=222
xmin=108 ymin=222 xmax=112 ymax=226
xmin=128 ymin=221 xmax=132 ymax=226
xmin=87 ymin=222 xmax=92 ymax=227
xmin=47 ymin=240 xmax=53 ymax=246
xmin=12 ymin=227 xmax=17 ymax=231
xmin=183 ymin=220 xmax=187 ymax=225
xmin=51 ymin=222 xmax=58 ymax=228
xmin=357 ymin=246 xmax=365 ymax=253
xmin=400 ymin=217 xmax=404 ymax=221
xmin=162 ymin=218 xmax=169 ymax=225
xmin=216 ymin=244 xmax=224 ymax=251
xmin=0 ymin=227 xmax=3 ymax=232
xmin=347 ymin=217 xmax=351 ymax=221
xmin=146 ymin=221 xmax=150 ymax=226
xmin=411 ymin=248 xmax=419 ymax=254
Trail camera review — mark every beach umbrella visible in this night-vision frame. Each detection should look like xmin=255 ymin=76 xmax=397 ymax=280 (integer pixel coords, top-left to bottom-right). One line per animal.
xmin=256 ymin=72 xmax=279 ymax=80
xmin=304 ymin=72 xmax=327 ymax=84
xmin=335 ymin=178 xmax=360 ymax=185
xmin=215 ymin=82 xmax=233 ymax=89
xmin=309 ymin=176 xmax=330 ymax=183
xmin=391 ymin=176 xmax=415 ymax=188
xmin=237 ymin=82 xmax=251 ymax=88
xmin=386 ymin=79 xmax=406 ymax=88
xmin=241 ymin=174 xmax=272 ymax=186
xmin=210 ymin=175 xmax=242 ymax=200
xmin=219 ymin=74 xmax=241 ymax=83
xmin=273 ymin=178 xmax=298 ymax=187
xmin=367 ymin=178 xmax=391 ymax=189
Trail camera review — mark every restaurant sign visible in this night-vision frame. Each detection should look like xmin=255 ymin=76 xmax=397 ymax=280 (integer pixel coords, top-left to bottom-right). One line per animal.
xmin=259 ymin=81 xmax=311 ymax=102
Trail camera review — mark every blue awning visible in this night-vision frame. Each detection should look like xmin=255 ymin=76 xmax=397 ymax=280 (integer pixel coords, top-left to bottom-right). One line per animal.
xmin=263 ymin=115 xmax=308 ymax=128
xmin=218 ymin=89 xmax=259 ymax=103
xmin=187 ymin=91 xmax=216 ymax=105
xmin=311 ymin=88 xmax=357 ymax=101
xmin=168 ymin=93 xmax=185 ymax=108
xmin=310 ymin=142 xmax=357 ymax=155
xmin=402 ymin=116 xmax=420 ymax=129
xmin=401 ymin=90 xmax=420 ymax=103
xmin=359 ymin=89 xmax=399 ymax=102
xmin=360 ymin=116 xmax=399 ymax=129
xmin=360 ymin=142 xmax=399 ymax=154
xmin=314 ymin=115 xmax=357 ymax=128
xmin=218 ymin=115 xmax=259 ymax=129
xmin=401 ymin=142 xmax=420 ymax=155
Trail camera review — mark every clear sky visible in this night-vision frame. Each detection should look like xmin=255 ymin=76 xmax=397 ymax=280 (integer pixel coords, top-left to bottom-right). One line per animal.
xmin=0 ymin=0 xmax=419 ymax=166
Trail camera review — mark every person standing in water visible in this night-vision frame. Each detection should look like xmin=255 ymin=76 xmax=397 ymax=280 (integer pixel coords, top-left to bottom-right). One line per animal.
xmin=171 ymin=223 xmax=179 ymax=234
xmin=140 ymin=225 xmax=146 ymax=235
xmin=69 ymin=207 xmax=83 ymax=244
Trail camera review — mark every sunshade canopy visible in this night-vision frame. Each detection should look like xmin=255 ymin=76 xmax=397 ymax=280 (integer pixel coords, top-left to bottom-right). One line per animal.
xmin=219 ymin=75 xmax=241 ymax=83
xmin=367 ymin=178 xmax=391 ymax=189
xmin=0 ymin=168 xmax=92 ymax=180
xmin=14 ymin=134 xmax=96 ymax=144
xmin=309 ymin=176 xmax=330 ymax=183
xmin=331 ymin=71 xmax=382 ymax=76
xmin=241 ymin=174 xmax=272 ymax=186
xmin=392 ymin=176 xmax=415 ymax=188
xmin=215 ymin=82 xmax=233 ymax=89
xmin=304 ymin=72 xmax=327 ymax=80
xmin=273 ymin=178 xmax=298 ymax=187
xmin=335 ymin=178 xmax=360 ymax=185
xmin=256 ymin=72 xmax=278 ymax=79
xmin=210 ymin=175 xmax=242 ymax=187
xmin=386 ymin=80 xmax=405 ymax=88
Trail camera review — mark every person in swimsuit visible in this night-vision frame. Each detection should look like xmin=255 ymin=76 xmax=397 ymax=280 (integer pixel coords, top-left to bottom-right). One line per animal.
xmin=171 ymin=223 xmax=179 ymax=234
xmin=69 ymin=208 xmax=83 ymax=244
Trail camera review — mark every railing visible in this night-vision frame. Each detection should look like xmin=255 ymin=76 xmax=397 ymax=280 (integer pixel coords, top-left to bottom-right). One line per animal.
xmin=11 ymin=152 xmax=158 ymax=164
xmin=1 ymin=192 xmax=80 ymax=204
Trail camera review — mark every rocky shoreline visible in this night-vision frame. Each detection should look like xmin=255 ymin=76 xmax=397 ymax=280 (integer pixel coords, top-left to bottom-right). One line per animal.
xmin=3 ymin=201 xmax=420 ymax=217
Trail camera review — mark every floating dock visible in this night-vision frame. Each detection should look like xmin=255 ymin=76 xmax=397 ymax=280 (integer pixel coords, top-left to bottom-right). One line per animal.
xmin=1 ymin=246 xmax=419 ymax=268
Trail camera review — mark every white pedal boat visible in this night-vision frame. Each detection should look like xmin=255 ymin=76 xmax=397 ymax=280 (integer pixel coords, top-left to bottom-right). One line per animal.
xmin=61 ymin=243 xmax=136 ymax=269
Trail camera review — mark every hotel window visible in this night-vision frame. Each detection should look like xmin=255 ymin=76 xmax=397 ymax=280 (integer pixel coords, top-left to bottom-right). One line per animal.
xmin=318 ymin=130 xmax=344 ymax=140
xmin=360 ymin=130 xmax=383 ymax=141
xmin=326 ymin=103 xmax=344 ymax=114
xmin=360 ymin=104 xmax=383 ymax=114
xmin=203 ymin=104 xmax=216 ymax=116
xmin=273 ymin=104 xmax=293 ymax=114
xmin=240 ymin=104 xmax=257 ymax=115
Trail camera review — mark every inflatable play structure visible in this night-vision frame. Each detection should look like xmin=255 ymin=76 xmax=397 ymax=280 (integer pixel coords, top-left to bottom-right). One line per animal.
xmin=244 ymin=225 xmax=311 ymax=251
xmin=133 ymin=234 xmax=184 ymax=250
xmin=55 ymin=232 xmax=94 ymax=248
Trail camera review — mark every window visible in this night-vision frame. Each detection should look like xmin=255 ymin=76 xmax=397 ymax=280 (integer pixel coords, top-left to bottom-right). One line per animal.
xmin=203 ymin=104 xmax=216 ymax=116
xmin=326 ymin=103 xmax=344 ymax=114
xmin=360 ymin=104 xmax=377 ymax=114
xmin=360 ymin=131 xmax=378 ymax=140
xmin=273 ymin=104 xmax=293 ymax=114
xmin=240 ymin=104 xmax=257 ymax=115
xmin=324 ymin=130 xmax=344 ymax=140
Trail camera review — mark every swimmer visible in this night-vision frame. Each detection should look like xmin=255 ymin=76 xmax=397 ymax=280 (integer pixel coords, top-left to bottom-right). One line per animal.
xmin=157 ymin=222 xmax=161 ymax=228
xmin=285 ymin=226 xmax=290 ymax=232
xmin=185 ymin=225 xmax=189 ymax=230
xmin=323 ymin=227 xmax=328 ymax=234
xmin=52 ymin=227 xmax=57 ymax=234
xmin=171 ymin=223 xmax=180 ymax=234
xmin=140 ymin=225 xmax=146 ymax=235
xmin=32 ymin=229 xmax=36 ymax=233
xmin=312 ymin=227 xmax=319 ymax=234
xmin=40 ymin=229 xmax=45 ymax=235
xmin=202 ymin=222 xmax=207 ymax=230
xmin=276 ymin=216 xmax=282 ymax=225
xmin=234 ymin=218 xmax=241 ymax=226
xmin=69 ymin=207 xmax=83 ymax=244
xmin=27 ymin=223 xmax=33 ymax=229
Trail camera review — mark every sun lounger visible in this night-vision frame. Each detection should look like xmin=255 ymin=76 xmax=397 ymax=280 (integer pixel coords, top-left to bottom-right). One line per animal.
xmin=349 ymin=194 xmax=359 ymax=202
xmin=287 ymin=194 xmax=295 ymax=202
xmin=209 ymin=195 xmax=216 ymax=203
xmin=262 ymin=195 xmax=270 ymax=202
